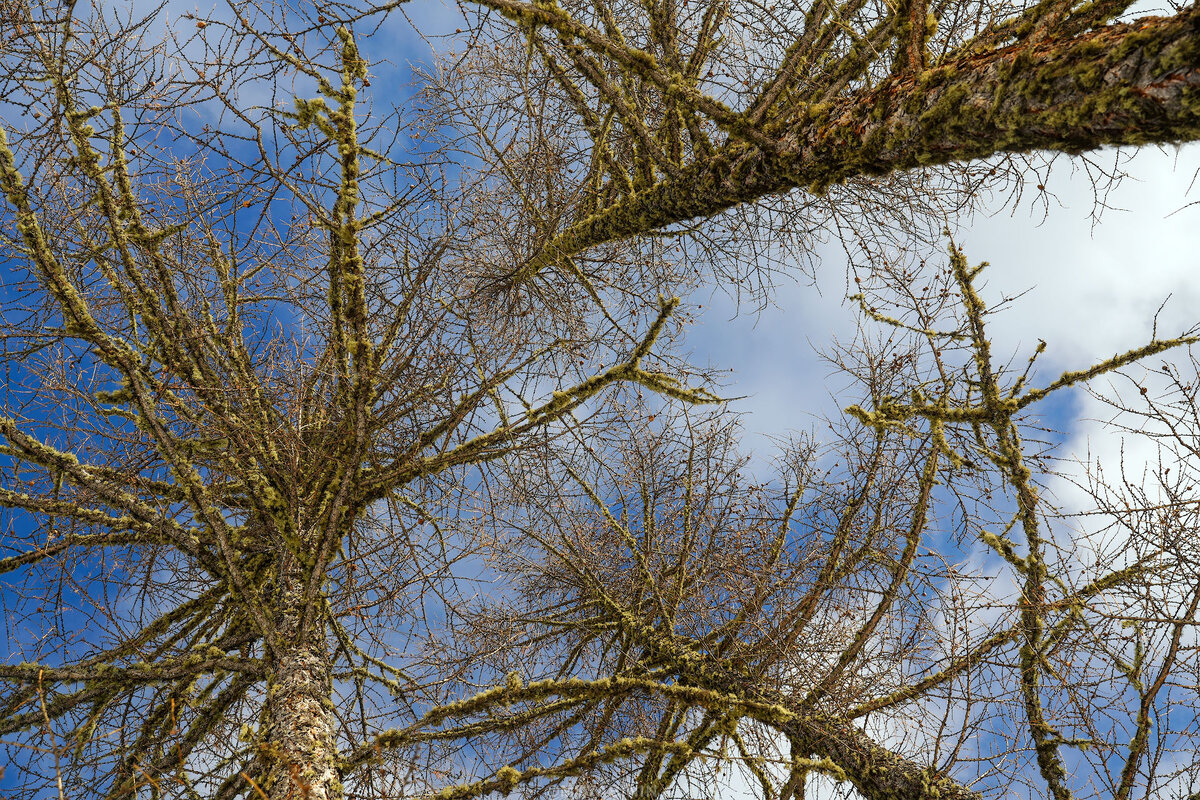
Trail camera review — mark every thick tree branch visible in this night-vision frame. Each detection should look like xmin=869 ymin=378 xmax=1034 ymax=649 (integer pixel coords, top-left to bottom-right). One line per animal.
xmin=514 ymin=5 xmax=1200 ymax=282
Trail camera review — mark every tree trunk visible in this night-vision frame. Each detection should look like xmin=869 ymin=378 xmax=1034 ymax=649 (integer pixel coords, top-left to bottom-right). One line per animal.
xmin=260 ymin=551 xmax=343 ymax=800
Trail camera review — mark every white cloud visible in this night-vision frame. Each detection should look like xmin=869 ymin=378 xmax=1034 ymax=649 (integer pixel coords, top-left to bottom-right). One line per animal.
xmin=960 ymin=146 xmax=1200 ymax=373
xmin=686 ymin=145 xmax=1200 ymax=496
xmin=686 ymin=245 xmax=863 ymax=463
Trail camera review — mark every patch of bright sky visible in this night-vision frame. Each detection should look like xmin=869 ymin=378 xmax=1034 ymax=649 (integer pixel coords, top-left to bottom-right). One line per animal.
xmin=687 ymin=144 xmax=1200 ymax=507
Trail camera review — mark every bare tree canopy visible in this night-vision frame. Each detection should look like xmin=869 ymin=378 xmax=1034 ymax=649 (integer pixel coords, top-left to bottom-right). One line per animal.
xmin=1 ymin=0 xmax=1199 ymax=799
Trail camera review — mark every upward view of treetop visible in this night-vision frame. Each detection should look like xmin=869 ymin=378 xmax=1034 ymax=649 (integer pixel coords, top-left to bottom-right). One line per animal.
xmin=0 ymin=0 xmax=1199 ymax=797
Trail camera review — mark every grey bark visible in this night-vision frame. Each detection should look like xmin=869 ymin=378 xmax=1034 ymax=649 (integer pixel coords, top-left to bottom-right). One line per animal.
xmin=260 ymin=551 xmax=343 ymax=800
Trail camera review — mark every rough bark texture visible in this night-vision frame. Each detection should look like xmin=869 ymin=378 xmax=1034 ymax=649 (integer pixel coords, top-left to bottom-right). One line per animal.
xmin=261 ymin=553 xmax=343 ymax=800
xmin=787 ymin=716 xmax=983 ymax=800
xmin=675 ymin=660 xmax=983 ymax=800
xmin=518 ymin=5 xmax=1200 ymax=279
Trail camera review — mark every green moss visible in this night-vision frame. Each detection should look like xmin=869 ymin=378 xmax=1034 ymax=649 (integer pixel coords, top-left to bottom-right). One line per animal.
xmin=496 ymin=766 xmax=521 ymax=794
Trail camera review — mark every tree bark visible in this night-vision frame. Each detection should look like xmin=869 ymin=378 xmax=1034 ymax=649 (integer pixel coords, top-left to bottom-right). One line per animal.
xmin=682 ymin=661 xmax=983 ymax=800
xmin=518 ymin=4 xmax=1200 ymax=279
xmin=785 ymin=715 xmax=982 ymax=800
xmin=260 ymin=552 xmax=343 ymax=800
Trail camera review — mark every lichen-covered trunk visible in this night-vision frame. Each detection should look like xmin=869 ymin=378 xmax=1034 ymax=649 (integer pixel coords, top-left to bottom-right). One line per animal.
xmin=515 ymin=4 xmax=1200 ymax=282
xmin=784 ymin=715 xmax=982 ymax=800
xmin=687 ymin=662 xmax=982 ymax=800
xmin=260 ymin=552 xmax=343 ymax=800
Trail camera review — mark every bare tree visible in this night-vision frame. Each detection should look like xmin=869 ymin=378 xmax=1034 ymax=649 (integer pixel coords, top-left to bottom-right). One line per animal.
xmin=449 ymin=247 xmax=1200 ymax=800
xmin=0 ymin=0 xmax=1198 ymax=799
